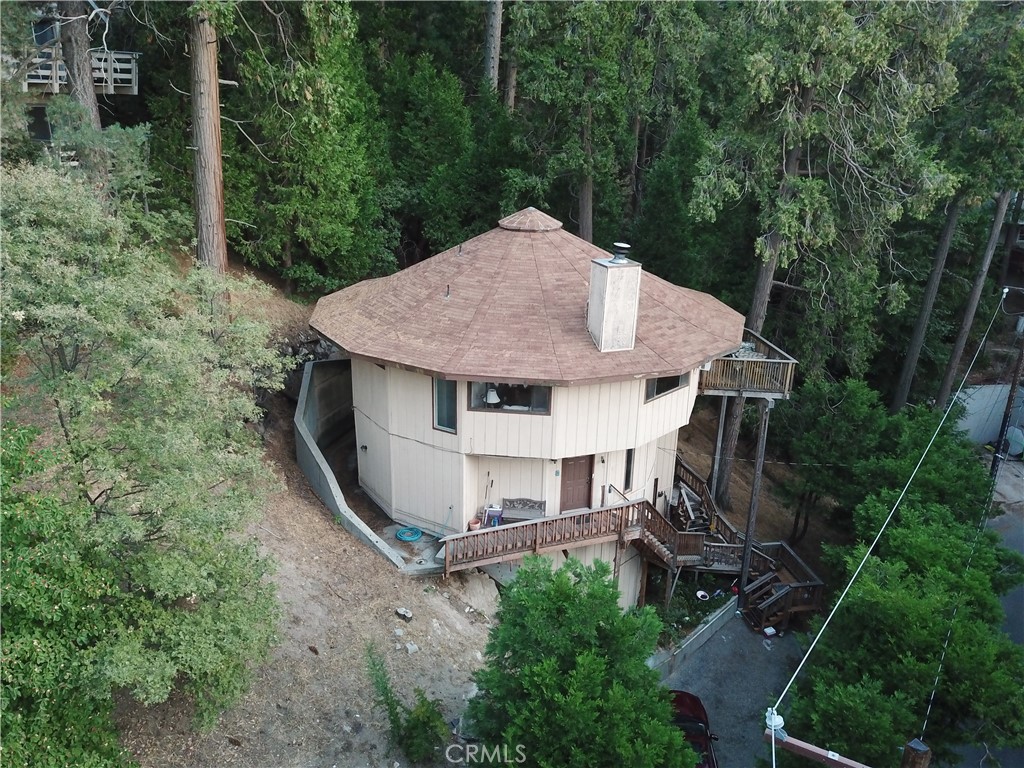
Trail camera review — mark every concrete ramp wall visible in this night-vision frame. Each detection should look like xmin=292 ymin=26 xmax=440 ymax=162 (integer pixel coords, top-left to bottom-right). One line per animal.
xmin=293 ymin=360 xmax=416 ymax=571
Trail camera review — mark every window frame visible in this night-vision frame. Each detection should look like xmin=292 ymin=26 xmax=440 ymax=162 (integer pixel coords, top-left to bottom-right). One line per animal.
xmin=624 ymin=448 xmax=635 ymax=492
xmin=644 ymin=372 xmax=691 ymax=403
xmin=433 ymin=378 xmax=458 ymax=434
xmin=467 ymin=381 xmax=552 ymax=415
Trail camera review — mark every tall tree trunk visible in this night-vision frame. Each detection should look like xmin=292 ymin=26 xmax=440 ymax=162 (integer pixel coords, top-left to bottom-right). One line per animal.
xmin=579 ymin=74 xmax=594 ymax=243
xmin=715 ymin=146 xmax=801 ymax=510
xmin=503 ymin=51 xmax=517 ymax=112
xmin=190 ymin=10 xmax=227 ymax=274
xmin=60 ymin=1 xmax=101 ymax=131
xmin=936 ymin=190 xmax=1013 ymax=407
xmin=998 ymin=191 xmax=1022 ymax=290
xmin=890 ymin=194 xmax=965 ymax=413
xmin=627 ymin=114 xmax=642 ymax=219
xmin=483 ymin=0 xmax=502 ymax=91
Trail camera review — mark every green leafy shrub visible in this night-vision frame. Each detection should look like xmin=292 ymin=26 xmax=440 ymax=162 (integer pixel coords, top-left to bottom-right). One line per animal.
xmin=366 ymin=645 xmax=449 ymax=764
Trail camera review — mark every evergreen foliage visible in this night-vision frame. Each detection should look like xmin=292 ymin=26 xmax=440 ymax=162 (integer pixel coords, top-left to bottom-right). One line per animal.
xmin=1 ymin=163 xmax=283 ymax=765
xmin=467 ymin=557 xmax=696 ymax=768
xmin=771 ymin=380 xmax=1024 ymax=765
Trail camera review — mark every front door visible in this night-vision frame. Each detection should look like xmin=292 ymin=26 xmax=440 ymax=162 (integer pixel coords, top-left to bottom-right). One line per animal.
xmin=560 ymin=455 xmax=594 ymax=512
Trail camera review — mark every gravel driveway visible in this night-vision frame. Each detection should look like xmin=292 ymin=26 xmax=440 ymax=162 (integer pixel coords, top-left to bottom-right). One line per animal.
xmin=665 ymin=613 xmax=804 ymax=767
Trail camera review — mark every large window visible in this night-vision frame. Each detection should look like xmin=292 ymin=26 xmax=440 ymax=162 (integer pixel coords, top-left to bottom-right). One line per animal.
xmin=645 ymin=373 xmax=690 ymax=402
xmin=434 ymin=378 xmax=457 ymax=433
xmin=468 ymin=382 xmax=551 ymax=414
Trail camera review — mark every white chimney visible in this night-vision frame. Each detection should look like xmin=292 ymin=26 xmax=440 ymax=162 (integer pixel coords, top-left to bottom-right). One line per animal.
xmin=588 ymin=242 xmax=641 ymax=353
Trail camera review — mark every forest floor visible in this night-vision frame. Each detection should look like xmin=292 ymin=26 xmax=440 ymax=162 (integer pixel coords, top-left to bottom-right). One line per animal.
xmin=110 ymin=258 xmax=839 ymax=768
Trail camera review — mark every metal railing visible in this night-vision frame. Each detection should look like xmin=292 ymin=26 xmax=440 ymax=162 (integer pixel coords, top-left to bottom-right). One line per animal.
xmin=23 ymin=45 xmax=140 ymax=95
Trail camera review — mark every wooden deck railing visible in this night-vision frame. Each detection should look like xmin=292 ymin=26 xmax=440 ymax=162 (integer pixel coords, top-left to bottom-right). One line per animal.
xmin=699 ymin=328 xmax=797 ymax=399
xmin=441 ymin=499 xmax=702 ymax=576
xmin=23 ymin=45 xmax=140 ymax=95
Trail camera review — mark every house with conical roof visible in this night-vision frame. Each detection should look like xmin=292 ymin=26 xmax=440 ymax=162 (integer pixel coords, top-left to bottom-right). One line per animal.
xmin=309 ymin=208 xmax=801 ymax=608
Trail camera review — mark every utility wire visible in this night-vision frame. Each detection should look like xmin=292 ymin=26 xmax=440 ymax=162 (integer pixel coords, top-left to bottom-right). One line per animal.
xmin=771 ymin=290 xmax=1008 ymax=718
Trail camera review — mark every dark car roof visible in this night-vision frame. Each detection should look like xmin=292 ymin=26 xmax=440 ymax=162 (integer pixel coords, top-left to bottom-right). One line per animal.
xmin=671 ymin=690 xmax=717 ymax=768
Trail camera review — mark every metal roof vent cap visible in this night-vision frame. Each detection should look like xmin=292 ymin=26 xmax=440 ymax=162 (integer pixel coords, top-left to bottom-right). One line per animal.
xmin=610 ymin=242 xmax=631 ymax=263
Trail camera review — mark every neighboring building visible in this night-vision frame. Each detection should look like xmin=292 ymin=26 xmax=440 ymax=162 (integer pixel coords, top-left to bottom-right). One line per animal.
xmin=15 ymin=13 xmax=139 ymax=141
xmin=310 ymin=208 xmax=798 ymax=606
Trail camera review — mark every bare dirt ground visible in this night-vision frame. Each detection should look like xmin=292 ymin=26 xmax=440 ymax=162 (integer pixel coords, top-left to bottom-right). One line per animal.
xmin=110 ymin=258 xmax=837 ymax=768
xmin=111 ymin=260 xmax=495 ymax=768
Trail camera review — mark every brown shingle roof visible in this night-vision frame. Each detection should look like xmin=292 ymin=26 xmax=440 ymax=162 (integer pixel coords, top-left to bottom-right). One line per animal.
xmin=310 ymin=208 xmax=744 ymax=385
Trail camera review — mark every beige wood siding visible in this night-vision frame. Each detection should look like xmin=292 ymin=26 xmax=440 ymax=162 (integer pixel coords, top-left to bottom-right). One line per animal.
xmin=352 ymin=359 xmax=390 ymax=430
xmin=551 ymin=377 xmax=695 ymax=458
xmin=354 ymin=411 xmax=393 ymax=515
xmin=461 ymin=407 xmax=556 ymax=458
xmin=459 ymin=373 xmax=696 ymax=460
xmin=352 ymin=361 xmax=394 ymax=512
xmin=391 ymin=436 xmax=464 ymax=535
xmin=590 ymin=428 xmax=679 ymax=511
xmin=546 ymin=542 xmax=643 ymax=609
xmin=389 ymin=367 xmax=461 ymax=451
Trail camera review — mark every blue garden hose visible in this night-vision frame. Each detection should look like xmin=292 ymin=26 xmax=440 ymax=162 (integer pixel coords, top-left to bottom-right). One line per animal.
xmin=396 ymin=527 xmax=423 ymax=542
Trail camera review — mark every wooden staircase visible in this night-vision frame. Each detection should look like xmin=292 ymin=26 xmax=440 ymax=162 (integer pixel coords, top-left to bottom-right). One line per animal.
xmin=439 ymin=454 xmax=824 ymax=631
xmin=671 ymin=454 xmax=825 ymax=632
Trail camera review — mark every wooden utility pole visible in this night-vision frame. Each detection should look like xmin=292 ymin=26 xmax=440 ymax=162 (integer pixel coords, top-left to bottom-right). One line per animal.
xmin=738 ymin=399 xmax=773 ymax=609
xmin=899 ymin=738 xmax=931 ymax=768
xmin=762 ymin=729 xmax=873 ymax=767
xmin=190 ymin=8 xmax=228 ymax=273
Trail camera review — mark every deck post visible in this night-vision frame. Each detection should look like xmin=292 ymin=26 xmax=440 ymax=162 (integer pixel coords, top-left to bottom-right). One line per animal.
xmin=738 ymin=398 xmax=773 ymax=610
xmin=710 ymin=395 xmax=728 ymax=499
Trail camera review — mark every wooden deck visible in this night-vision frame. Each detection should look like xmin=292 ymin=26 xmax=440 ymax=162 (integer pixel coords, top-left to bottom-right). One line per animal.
xmin=440 ymin=500 xmax=706 ymax=577
xmin=439 ymin=454 xmax=823 ymax=628
xmin=23 ymin=45 xmax=140 ymax=95
xmin=699 ymin=328 xmax=797 ymax=400
xmin=672 ymin=454 xmax=824 ymax=628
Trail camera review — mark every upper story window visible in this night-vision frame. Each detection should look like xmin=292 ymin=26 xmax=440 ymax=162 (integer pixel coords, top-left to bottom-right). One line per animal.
xmin=433 ymin=378 xmax=457 ymax=433
xmin=645 ymin=372 xmax=690 ymax=402
xmin=468 ymin=381 xmax=551 ymax=414
xmin=33 ymin=19 xmax=59 ymax=46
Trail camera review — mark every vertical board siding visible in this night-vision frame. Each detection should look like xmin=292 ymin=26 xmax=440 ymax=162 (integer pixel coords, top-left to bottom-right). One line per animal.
xmin=390 ymin=368 xmax=460 ymax=451
xmin=352 ymin=359 xmax=390 ymax=430
xmin=391 ymin=435 xmax=464 ymax=535
xmin=471 ymin=457 xmax=546 ymax=515
xmin=354 ymin=411 xmax=393 ymax=513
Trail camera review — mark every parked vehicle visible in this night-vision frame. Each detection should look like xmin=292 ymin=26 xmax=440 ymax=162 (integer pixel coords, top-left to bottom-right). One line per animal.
xmin=670 ymin=690 xmax=719 ymax=768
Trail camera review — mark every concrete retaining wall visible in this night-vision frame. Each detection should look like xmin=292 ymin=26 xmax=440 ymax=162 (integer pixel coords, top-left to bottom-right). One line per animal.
xmin=648 ymin=596 xmax=739 ymax=682
xmin=294 ymin=361 xmax=440 ymax=573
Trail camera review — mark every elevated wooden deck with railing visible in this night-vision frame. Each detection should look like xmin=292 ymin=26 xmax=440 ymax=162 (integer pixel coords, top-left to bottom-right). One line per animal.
xmin=439 ymin=454 xmax=823 ymax=627
xmin=440 ymin=500 xmax=705 ymax=577
xmin=699 ymin=328 xmax=797 ymax=400
xmin=23 ymin=45 xmax=140 ymax=95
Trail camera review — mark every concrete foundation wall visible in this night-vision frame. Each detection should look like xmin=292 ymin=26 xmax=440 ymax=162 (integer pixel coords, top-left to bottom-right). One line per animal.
xmin=293 ymin=361 xmax=410 ymax=571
